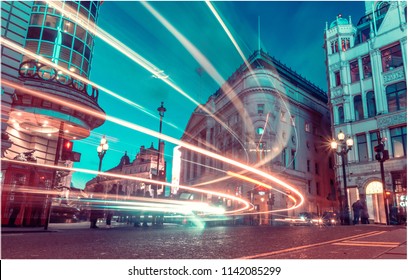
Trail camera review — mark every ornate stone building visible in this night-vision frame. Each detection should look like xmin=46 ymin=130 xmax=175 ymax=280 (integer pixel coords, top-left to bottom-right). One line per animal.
xmin=180 ymin=50 xmax=336 ymax=225
xmin=324 ymin=1 xmax=406 ymax=224
xmin=1 ymin=1 xmax=105 ymax=226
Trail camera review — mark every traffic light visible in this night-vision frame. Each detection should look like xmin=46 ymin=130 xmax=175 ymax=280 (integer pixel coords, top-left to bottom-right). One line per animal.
xmin=61 ymin=140 xmax=73 ymax=160
xmin=61 ymin=139 xmax=81 ymax=162
xmin=158 ymin=170 xmax=166 ymax=181
xmin=374 ymin=143 xmax=389 ymax=162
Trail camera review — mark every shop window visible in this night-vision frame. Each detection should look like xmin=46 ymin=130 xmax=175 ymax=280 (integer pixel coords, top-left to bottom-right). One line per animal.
xmin=354 ymin=95 xmax=363 ymax=120
xmin=366 ymin=91 xmax=376 ymax=118
xmin=381 ymin=44 xmax=403 ymax=72
xmin=350 ymin=60 xmax=360 ymax=83
xmin=386 ymin=82 xmax=406 ymax=113
xmin=357 ymin=134 xmax=368 ymax=162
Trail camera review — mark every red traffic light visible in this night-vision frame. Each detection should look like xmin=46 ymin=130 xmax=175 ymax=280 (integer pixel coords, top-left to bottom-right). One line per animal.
xmin=63 ymin=139 xmax=73 ymax=152
xmin=374 ymin=144 xmax=384 ymax=153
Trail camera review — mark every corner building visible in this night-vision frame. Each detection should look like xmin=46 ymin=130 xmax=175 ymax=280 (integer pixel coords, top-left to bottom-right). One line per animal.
xmin=324 ymin=1 xmax=407 ymax=224
xmin=180 ymin=50 xmax=336 ymax=225
xmin=1 ymin=1 xmax=105 ymax=226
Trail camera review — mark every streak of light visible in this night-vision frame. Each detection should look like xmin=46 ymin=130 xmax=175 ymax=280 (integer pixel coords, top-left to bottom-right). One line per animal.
xmin=2 ymin=80 xmax=304 ymax=213
xmin=0 ymin=158 xmax=250 ymax=215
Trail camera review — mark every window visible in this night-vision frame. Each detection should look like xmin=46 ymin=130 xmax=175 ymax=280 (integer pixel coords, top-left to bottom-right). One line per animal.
xmin=386 ymin=82 xmax=406 ymax=112
xmin=316 ymin=182 xmax=320 ymax=196
xmin=307 ymin=160 xmax=310 ymax=172
xmin=290 ymin=115 xmax=296 ymax=126
xmin=341 ymin=38 xmax=350 ymax=52
xmin=280 ymin=111 xmax=286 ymax=122
xmin=291 ymin=150 xmax=296 ymax=170
xmin=390 ymin=126 xmax=407 ymax=158
xmin=362 ymin=55 xmax=372 ymax=78
xmin=282 ymin=148 xmax=287 ymax=167
xmin=334 ymin=71 xmax=341 ymax=87
xmin=308 ymin=180 xmax=312 ymax=194
xmin=256 ymin=127 xmax=264 ymax=135
xmin=305 ymin=122 xmax=311 ymax=132
xmin=30 ymin=13 xmax=44 ymax=26
xmin=381 ymin=44 xmax=403 ymax=72
xmin=370 ymin=131 xmax=379 ymax=160
xmin=331 ymin=40 xmax=338 ymax=54
xmin=338 ymin=106 xmax=344 ymax=124
xmin=354 ymin=95 xmax=363 ymax=120
xmin=257 ymin=104 xmax=264 ymax=115
xmin=366 ymin=91 xmax=376 ymax=118
xmin=357 ymin=134 xmax=368 ymax=162
xmin=27 ymin=27 xmax=41 ymax=39
xmin=350 ymin=60 xmax=360 ymax=83
xmin=315 ymin=163 xmax=319 ymax=175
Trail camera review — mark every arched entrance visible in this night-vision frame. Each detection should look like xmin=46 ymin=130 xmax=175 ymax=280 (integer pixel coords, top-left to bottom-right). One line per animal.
xmin=365 ymin=181 xmax=387 ymax=224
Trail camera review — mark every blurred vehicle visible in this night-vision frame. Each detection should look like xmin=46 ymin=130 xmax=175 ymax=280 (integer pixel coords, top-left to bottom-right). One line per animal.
xmin=49 ymin=199 xmax=80 ymax=223
xmin=298 ymin=212 xmax=324 ymax=225
xmin=321 ymin=211 xmax=339 ymax=226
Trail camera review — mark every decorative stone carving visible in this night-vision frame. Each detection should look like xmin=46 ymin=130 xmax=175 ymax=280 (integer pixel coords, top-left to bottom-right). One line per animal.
xmin=383 ymin=68 xmax=405 ymax=84
xmin=13 ymin=150 xmax=37 ymax=162
xmin=377 ymin=111 xmax=407 ymax=128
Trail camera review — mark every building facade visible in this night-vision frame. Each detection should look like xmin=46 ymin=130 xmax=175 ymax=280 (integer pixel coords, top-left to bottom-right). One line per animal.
xmin=84 ymin=143 xmax=166 ymax=199
xmin=324 ymin=1 xmax=407 ymax=224
xmin=1 ymin=1 xmax=105 ymax=226
xmin=180 ymin=50 xmax=336 ymax=225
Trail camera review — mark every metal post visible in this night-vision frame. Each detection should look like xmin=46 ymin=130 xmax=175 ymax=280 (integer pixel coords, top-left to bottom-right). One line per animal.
xmin=44 ymin=123 xmax=64 ymax=230
xmin=341 ymin=152 xmax=351 ymax=225
xmin=380 ymin=159 xmax=390 ymax=225
xmin=155 ymin=102 xmax=166 ymax=198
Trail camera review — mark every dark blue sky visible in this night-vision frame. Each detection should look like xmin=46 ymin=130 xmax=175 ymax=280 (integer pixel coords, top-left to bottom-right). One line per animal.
xmin=71 ymin=1 xmax=365 ymax=188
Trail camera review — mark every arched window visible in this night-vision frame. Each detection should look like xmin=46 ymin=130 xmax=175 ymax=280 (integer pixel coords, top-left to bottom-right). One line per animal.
xmin=386 ymin=82 xmax=407 ymax=112
xmin=338 ymin=106 xmax=344 ymax=124
xmin=366 ymin=91 xmax=376 ymax=118
xmin=354 ymin=95 xmax=363 ymax=120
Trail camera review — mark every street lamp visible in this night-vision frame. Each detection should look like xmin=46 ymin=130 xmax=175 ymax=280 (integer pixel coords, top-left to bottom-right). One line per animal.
xmin=97 ymin=135 xmax=109 ymax=182
xmin=154 ymin=102 xmax=166 ymax=198
xmin=331 ymin=130 xmax=354 ymax=225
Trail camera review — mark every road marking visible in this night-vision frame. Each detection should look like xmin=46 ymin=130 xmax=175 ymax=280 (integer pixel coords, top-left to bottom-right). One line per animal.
xmin=239 ymin=231 xmax=386 ymax=259
xmin=332 ymin=242 xmax=398 ymax=248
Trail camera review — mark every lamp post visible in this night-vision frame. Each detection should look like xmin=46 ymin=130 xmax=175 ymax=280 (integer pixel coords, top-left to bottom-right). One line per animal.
xmin=97 ymin=135 xmax=109 ymax=182
xmin=331 ymin=130 xmax=354 ymax=225
xmin=154 ymin=102 xmax=166 ymax=198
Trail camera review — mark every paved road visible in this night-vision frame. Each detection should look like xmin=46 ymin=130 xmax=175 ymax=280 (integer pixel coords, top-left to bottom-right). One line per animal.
xmin=2 ymin=222 xmax=406 ymax=259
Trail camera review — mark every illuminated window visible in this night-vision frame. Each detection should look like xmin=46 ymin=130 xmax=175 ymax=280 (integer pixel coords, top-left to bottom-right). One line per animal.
xmin=390 ymin=126 xmax=407 ymax=158
xmin=386 ymin=82 xmax=406 ymax=112
xmin=334 ymin=71 xmax=341 ymax=87
xmin=381 ymin=44 xmax=403 ymax=72
xmin=256 ymin=127 xmax=264 ymax=135
xmin=257 ymin=104 xmax=264 ymax=115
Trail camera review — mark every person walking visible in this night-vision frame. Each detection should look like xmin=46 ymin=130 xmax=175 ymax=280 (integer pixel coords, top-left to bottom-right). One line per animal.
xmin=352 ymin=199 xmax=363 ymax=225
xmin=360 ymin=200 xmax=370 ymax=224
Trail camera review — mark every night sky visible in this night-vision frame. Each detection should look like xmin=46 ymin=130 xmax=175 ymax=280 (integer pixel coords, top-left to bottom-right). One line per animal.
xmin=71 ymin=1 xmax=365 ymax=189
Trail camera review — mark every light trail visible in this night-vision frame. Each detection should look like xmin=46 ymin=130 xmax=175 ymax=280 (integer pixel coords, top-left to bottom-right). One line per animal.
xmin=2 ymin=79 xmax=304 ymax=214
xmin=1 ymin=157 xmax=248 ymax=216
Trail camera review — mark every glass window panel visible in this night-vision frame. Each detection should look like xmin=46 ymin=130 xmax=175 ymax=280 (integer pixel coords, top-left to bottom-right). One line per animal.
xmin=62 ymin=33 xmax=73 ymax=48
xmin=75 ymin=25 xmax=86 ymax=41
xmin=350 ymin=60 xmax=359 ymax=83
xmin=362 ymin=55 xmax=372 ymax=78
xmin=30 ymin=13 xmax=44 ymax=26
xmin=338 ymin=106 xmax=344 ymax=124
xmin=41 ymin=28 xmax=57 ymax=42
xmin=354 ymin=95 xmax=363 ymax=120
xmin=63 ymin=19 xmax=74 ymax=35
xmin=39 ymin=42 xmax=53 ymax=56
xmin=357 ymin=134 xmax=368 ymax=162
xmin=73 ymin=38 xmax=84 ymax=54
xmin=44 ymin=15 xmax=59 ymax=28
xmin=366 ymin=91 xmax=376 ymax=117
xmin=27 ymin=27 xmax=41 ymax=39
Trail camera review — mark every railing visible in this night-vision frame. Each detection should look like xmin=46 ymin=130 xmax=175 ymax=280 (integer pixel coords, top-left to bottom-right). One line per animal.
xmin=18 ymin=60 xmax=99 ymax=102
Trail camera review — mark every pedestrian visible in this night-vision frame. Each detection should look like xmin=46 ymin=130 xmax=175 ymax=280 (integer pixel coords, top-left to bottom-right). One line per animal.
xmin=352 ymin=199 xmax=363 ymax=225
xmin=105 ymin=185 xmax=117 ymax=228
xmin=361 ymin=200 xmax=370 ymax=224
xmin=90 ymin=183 xmax=104 ymax=229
